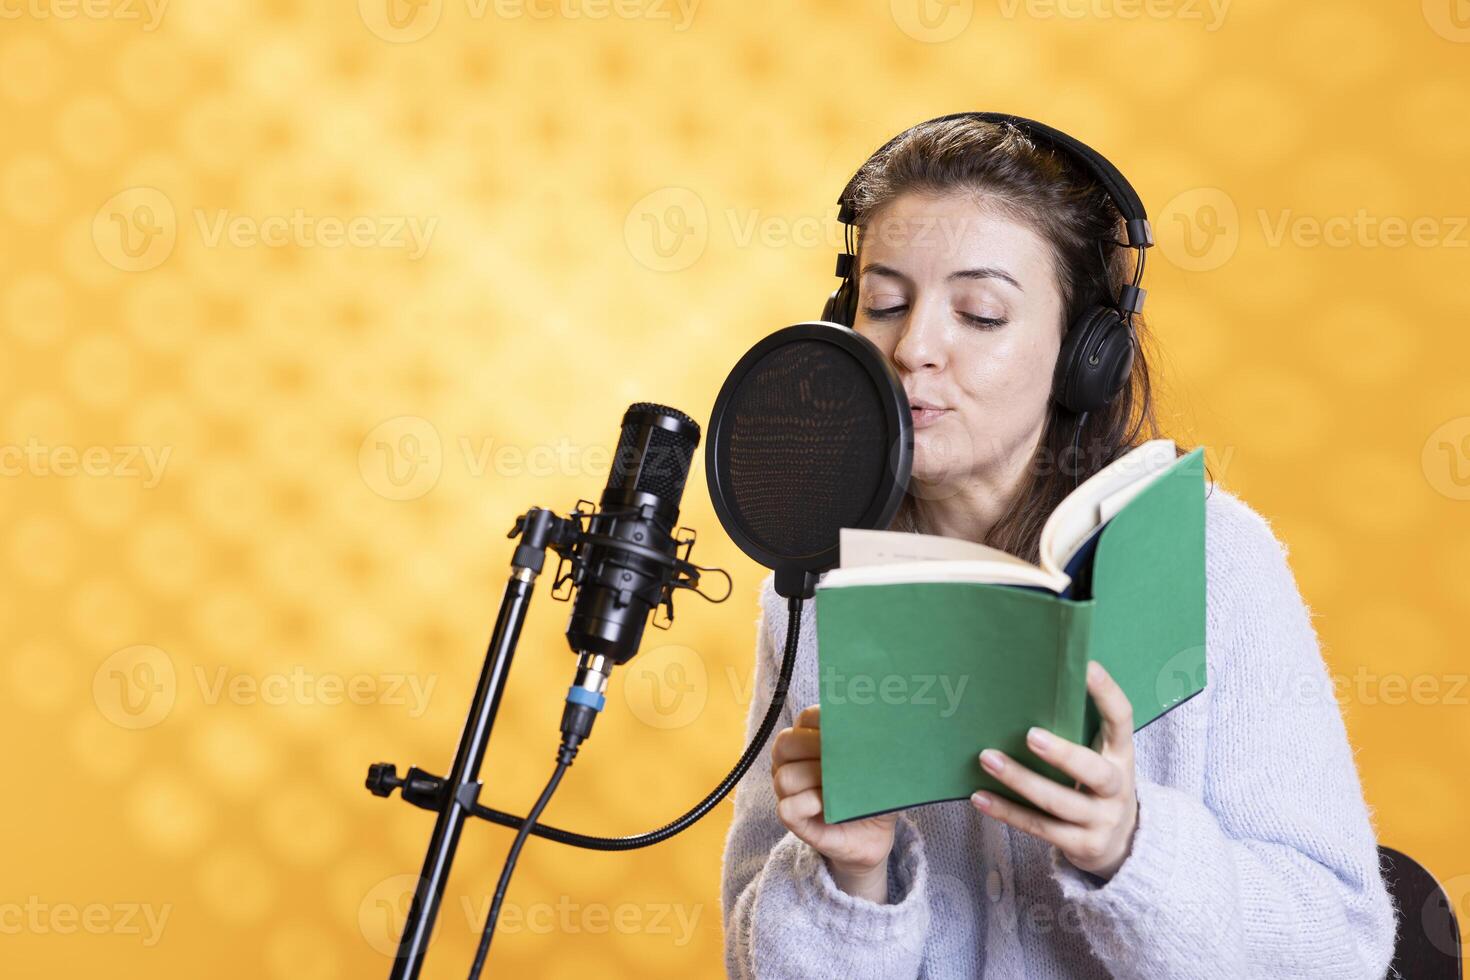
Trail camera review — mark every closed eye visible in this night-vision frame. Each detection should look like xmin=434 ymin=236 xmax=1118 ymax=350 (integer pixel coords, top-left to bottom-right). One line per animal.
xmin=863 ymin=305 xmax=906 ymax=319
xmin=862 ymin=305 xmax=1008 ymax=329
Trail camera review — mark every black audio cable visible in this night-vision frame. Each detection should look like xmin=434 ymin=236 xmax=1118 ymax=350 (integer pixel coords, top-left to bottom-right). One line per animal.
xmin=463 ymin=599 xmax=801 ymax=978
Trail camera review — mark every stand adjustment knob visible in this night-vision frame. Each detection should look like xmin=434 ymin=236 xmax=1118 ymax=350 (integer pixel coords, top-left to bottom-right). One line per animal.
xmin=366 ymin=762 xmax=403 ymax=797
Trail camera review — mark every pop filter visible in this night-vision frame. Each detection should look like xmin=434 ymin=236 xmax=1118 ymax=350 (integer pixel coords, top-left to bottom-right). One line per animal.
xmin=706 ymin=322 xmax=913 ymax=599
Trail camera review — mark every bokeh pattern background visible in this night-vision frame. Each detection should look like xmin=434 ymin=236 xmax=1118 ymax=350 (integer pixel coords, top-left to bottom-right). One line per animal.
xmin=2 ymin=0 xmax=1468 ymax=976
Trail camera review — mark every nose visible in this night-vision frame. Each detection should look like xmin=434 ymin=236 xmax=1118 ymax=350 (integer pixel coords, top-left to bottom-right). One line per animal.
xmin=890 ymin=295 xmax=948 ymax=375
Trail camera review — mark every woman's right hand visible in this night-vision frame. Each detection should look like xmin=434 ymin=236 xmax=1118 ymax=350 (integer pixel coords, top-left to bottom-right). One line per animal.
xmin=771 ymin=704 xmax=899 ymax=898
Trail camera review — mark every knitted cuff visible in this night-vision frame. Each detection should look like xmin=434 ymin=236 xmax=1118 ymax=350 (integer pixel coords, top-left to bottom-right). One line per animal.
xmin=1049 ymin=778 xmax=1183 ymax=908
xmin=786 ymin=812 xmax=933 ymax=944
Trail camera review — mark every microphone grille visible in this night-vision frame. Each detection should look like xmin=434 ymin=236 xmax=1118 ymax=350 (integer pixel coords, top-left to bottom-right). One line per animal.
xmin=611 ymin=402 xmax=701 ymax=503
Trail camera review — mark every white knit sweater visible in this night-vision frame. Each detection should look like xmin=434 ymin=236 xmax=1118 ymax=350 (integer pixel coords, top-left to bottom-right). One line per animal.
xmin=720 ymin=484 xmax=1398 ymax=979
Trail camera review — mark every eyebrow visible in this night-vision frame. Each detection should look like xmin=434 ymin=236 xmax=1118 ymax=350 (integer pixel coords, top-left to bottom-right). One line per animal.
xmin=861 ymin=262 xmax=1023 ymax=291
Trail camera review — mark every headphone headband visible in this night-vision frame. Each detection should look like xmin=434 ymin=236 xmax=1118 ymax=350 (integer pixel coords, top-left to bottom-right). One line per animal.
xmin=835 ymin=111 xmax=1153 ymax=249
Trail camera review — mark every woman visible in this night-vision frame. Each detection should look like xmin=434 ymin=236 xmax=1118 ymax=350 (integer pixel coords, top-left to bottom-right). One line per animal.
xmin=719 ymin=114 xmax=1397 ymax=979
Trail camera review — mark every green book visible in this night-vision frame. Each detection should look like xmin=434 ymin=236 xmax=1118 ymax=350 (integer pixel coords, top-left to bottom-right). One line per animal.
xmin=814 ymin=440 xmax=1207 ymax=824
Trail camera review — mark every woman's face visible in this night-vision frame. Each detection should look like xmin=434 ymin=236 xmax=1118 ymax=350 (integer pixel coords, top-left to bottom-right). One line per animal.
xmin=852 ymin=189 xmax=1066 ymax=494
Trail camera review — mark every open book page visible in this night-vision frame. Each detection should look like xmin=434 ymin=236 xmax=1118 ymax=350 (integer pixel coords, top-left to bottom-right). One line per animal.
xmin=1038 ymin=439 xmax=1177 ymax=578
xmin=822 ymin=557 xmax=1065 ymax=590
xmin=839 ymin=527 xmax=1036 ymax=569
xmin=827 ymin=526 xmax=1065 ymax=590
xmin=823 ymin=439 xmax=1180 ymax=593
xmin=827 ymin=528 xmax=1067 ymax=590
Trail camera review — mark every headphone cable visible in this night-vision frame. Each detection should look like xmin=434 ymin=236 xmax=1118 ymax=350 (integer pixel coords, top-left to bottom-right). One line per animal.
xmin=1072 ymin=411 xmax=1089 ymax=491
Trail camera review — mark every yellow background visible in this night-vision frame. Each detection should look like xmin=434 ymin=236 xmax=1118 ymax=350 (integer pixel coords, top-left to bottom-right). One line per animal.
xmin=3 ymin=0 xmax=1468 ymax=976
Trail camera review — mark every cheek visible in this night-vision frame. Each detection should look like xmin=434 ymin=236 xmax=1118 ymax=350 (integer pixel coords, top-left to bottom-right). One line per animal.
xmin=852 ymin=324 xmax=893 ymax=358
xmin=957 ymin=332 xmax=1055 ymax=406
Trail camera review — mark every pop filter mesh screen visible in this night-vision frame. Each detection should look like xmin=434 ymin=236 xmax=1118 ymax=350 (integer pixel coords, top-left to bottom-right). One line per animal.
xmin=723 ymin=339 xmax=892 ymax=557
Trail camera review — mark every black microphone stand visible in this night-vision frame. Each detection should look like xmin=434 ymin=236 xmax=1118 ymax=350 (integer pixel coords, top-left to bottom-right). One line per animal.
xmin=365 ymin=485 xmax=760 ymax=979
xmin=366 ymin=505 xmax=582 ymax=980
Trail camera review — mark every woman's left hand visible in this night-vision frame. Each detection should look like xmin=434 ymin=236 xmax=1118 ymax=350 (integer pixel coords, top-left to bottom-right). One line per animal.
xmin=971 ymin=660 xmax=1140 ymax=881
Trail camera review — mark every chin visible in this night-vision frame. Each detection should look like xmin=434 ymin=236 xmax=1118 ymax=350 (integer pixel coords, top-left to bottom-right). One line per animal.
xmin=910 ymin=428 xmax=976 ymax=475
xmin=908 ymin=453 xmax=974 ymax=488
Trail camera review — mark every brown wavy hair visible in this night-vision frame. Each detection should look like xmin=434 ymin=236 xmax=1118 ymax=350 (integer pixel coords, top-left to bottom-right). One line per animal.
xmin=843 ymin=115 xmax=1212 ymax=564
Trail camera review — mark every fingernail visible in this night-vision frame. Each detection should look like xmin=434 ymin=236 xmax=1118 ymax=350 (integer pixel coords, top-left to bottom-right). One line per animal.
xmin=1088 ymin=661 xmax=1102 ymax=683
xmin=1027 ymin=727 xmax=1051 ymax=751
xmin=972 ymin=792 xmax=991 ymax=810
xmin=980 ymin=749 xmax=1004 ymax=773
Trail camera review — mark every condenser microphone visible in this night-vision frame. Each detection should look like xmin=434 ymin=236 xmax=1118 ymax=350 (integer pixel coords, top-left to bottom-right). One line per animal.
xmin=563 ymin=402 xmax=701 ymax=664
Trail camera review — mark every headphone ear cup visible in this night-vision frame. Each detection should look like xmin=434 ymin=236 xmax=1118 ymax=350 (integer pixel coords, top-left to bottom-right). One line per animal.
xmin=1054 ymin=307 xmax=1134 ymax=413
xmin=822 ymin=278 xmax=857 ymax=327
xmin=821 ymin=287 xmax=841 ymax=324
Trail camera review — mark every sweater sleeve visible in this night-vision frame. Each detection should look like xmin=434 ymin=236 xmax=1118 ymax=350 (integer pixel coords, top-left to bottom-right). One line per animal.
xmin=1046 ymin=506 xmax=1397 ymax=979
xmin=720 ymin=586 xmax=934 ymax=980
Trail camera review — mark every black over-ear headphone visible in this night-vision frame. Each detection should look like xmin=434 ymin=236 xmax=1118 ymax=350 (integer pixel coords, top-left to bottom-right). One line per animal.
xmin=821 ymin=111 xmax=1153 ymax=417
